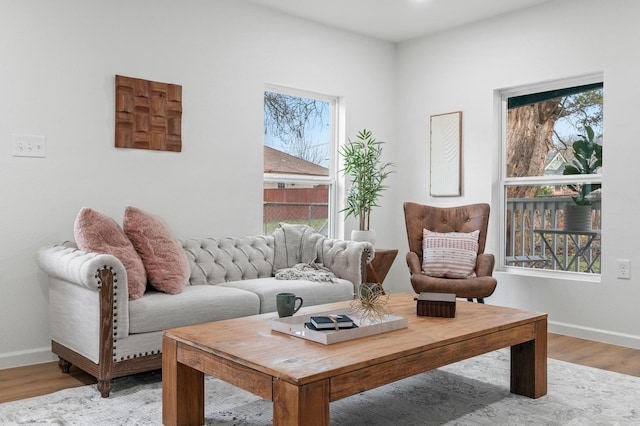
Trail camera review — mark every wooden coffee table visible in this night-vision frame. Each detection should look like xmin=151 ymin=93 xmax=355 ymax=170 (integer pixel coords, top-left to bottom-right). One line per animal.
xmin=162 ymin=293 xmax=547 ymax=426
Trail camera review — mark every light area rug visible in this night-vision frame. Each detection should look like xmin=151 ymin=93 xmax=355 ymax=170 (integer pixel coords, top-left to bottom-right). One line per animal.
xmin=1 ymin=349 xmax=639 ymax=425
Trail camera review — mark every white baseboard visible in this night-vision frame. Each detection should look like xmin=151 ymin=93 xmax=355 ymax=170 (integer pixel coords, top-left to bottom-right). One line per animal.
xmin=0 ymin=346 xmax=57 ymax=370
xmin=549 ymin=320 xmax=640 ymax=350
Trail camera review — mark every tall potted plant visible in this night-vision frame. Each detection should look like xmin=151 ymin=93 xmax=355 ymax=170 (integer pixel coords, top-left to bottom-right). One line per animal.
xmin=562 ymin=126 xmax=602 ymax=231
xmin=339 ymin=129 xmax=394 ymax=244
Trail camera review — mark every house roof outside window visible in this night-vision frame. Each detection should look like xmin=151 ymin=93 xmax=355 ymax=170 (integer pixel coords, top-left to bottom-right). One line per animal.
xmin=264 ymin=146 xmax=329 ymax=176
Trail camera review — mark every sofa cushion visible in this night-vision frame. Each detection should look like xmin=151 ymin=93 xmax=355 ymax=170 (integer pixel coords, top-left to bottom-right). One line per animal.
xmin=272 ymin=223 xmax=325 ymax=272
xmin=218 ymin=277 xmax=354 ymax=313
xmin=182 ymin=236 xmax=275 ymax=285
xmin=74 ymin=207 xmax=147 ymax=300
xmin=123 ymin=206 xmax=190 ymax=295
xmin=422 ymin=229 xmax=479 ymax=278
xmin=128 ymin=285 xmax=260 ymax=334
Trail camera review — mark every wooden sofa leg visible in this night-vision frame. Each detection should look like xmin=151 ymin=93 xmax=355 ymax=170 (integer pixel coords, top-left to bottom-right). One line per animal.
xmin=97 ymin=380 xmax=112 ymax=398
xmin=58 ymin=357 xmax=71 ymax=374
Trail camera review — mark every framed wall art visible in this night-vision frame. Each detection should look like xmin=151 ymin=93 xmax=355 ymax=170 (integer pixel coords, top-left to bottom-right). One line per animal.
xmin=430 ymin=111 xmax=462 ymax=196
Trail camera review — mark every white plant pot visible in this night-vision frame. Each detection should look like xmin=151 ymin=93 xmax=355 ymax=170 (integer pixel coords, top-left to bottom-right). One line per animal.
xmin=351 ymin=229 xmax=376 ymax=245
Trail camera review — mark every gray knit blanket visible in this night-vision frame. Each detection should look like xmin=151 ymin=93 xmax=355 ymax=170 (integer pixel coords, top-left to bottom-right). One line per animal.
xmin=275 ymin=262 xmax=337 ymax=283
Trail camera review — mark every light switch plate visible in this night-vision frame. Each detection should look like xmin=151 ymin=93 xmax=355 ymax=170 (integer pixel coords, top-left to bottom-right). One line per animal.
xmin=12 ymin=134 xmax=47 ymax=157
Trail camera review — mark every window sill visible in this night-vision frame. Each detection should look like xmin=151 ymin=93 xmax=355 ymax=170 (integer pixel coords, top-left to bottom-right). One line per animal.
xmin=498 ymin=266 xmax=601 ymax=283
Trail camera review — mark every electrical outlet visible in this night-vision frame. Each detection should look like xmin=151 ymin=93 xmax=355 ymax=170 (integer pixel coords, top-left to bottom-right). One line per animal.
xmin=12 ymin=134 xmax=46 ymax=158
xmin=617 ymin=259 xmax=631 ymax=279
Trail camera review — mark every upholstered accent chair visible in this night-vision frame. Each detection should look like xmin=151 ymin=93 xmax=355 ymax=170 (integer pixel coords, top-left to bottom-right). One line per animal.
xmin=403 ymin=202 xmax=497 ymax=303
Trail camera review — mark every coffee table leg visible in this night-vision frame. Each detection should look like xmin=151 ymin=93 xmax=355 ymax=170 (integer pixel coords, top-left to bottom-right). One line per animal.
xmin=273 ymin=378 xmax=329 ymax=426
xmin=162 ymin=336 xmax=205 ymax=426
xmin=510 ymin=318 xmax=547 ymax=398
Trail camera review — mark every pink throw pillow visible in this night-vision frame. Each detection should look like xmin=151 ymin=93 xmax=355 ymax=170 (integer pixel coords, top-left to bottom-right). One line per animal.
xmin=74 ymin=208 xmax=147 ymax=299
xmin=123 ymin=206 xmax=190 ymax=295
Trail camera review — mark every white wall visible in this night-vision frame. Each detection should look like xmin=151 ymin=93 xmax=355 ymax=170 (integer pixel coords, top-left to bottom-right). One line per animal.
xmin=395 ymin=0 xmax=640 ymax=348
xmin=4 ymin=0 xmax=639 ymax=370
xmin=0 ymin=0 xmax=396 ymax=368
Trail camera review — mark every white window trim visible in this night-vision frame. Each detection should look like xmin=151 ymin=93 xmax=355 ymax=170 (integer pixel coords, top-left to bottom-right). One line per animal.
xmin=264 ymin=173 xmax=333 ymax=184
xmin=497 ymin=72 xmax=603 ymax=278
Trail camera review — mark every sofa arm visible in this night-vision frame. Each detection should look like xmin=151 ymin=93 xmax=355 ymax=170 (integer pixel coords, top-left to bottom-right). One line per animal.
xmin=36 ymin=243 xmax=131 ymax=359
xmin=319 ymin=239 xmax=374 ymax=291
xmin=37 ymin=243 xmax=128 ymax=295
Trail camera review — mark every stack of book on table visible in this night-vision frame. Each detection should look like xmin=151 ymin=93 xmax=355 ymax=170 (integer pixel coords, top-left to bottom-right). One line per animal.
xmin=307 ymin=314 xmax=356 ymax=330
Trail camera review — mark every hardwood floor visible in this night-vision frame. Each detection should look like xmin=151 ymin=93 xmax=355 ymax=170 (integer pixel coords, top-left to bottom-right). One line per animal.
xmin=547 ymin=333 xmax=640 ymax=377
xmin=1 ymin=333 xmax=639 ymax=404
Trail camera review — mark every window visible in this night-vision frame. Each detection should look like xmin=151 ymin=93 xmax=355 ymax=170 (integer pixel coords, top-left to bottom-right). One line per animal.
xmin=263 ymin=86 xmax=336 ymax=236
xmin=500 ymin=76 xmax=603 ymax=275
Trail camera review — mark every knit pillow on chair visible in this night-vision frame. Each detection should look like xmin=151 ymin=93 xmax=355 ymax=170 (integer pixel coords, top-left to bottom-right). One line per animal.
xmin=421 ymin=229 xmax=479 ymax=279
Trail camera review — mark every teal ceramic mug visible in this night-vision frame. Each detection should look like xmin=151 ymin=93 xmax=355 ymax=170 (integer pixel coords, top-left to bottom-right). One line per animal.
xmin=276 ymin=292 xmax=303 ymax=317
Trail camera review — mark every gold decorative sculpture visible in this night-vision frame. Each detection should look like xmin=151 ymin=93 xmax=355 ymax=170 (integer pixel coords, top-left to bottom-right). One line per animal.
xmin=350 ymin=283 xmax=390 ymax=323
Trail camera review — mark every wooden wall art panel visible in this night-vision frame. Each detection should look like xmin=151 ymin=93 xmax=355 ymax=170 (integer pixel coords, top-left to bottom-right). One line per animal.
xmin=115 ymin=75 xmax=182 ymax=152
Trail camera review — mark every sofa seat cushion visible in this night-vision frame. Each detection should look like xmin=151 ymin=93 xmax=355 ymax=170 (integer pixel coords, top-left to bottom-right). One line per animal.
xmin=128 ymin=285 xmax=260 ymax=334
xmin=218 ymin=277 xmax=354 ymax=313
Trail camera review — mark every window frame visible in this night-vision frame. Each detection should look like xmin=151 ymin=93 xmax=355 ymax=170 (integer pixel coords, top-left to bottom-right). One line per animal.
xmin=263 ymin=84 xmax=338 ymax=238
xmin=498 ymin=73 xmax=603 ymax=280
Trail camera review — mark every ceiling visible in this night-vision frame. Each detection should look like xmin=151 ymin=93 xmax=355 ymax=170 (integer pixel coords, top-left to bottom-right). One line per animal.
xmin=247 ymin=0 xmax=554 ymax=43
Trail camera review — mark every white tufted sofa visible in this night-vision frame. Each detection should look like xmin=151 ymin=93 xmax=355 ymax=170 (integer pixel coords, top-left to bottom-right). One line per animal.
xmin=37 ymin=234 xmax=372 ymax=397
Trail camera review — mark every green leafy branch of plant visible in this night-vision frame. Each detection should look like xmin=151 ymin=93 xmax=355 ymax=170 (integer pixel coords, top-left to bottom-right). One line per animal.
xmin=562 ymin=125 xmax=602 ymax=205
xmin=339 ymin=129 xmax=394 ymax=231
